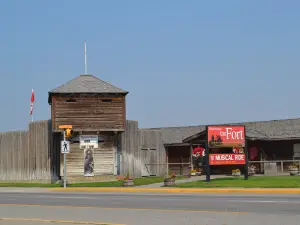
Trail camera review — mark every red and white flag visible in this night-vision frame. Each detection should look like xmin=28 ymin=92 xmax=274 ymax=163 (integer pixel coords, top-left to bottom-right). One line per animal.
xmin=30 ymin=89 xmax=35 ymax=116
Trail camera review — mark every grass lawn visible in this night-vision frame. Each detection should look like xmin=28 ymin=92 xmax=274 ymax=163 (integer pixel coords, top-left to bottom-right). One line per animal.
xmin=176 ymin=176 xmax=300 ymax=188
xmin=0 ymin=183 xmax=59 ymax=188
xmin=0 ymin=175 xmax=187 ymax=188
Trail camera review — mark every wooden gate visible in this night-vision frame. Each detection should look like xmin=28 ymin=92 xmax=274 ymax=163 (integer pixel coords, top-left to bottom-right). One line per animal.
xmin=141 ymin=148 xmax=157 ymax=176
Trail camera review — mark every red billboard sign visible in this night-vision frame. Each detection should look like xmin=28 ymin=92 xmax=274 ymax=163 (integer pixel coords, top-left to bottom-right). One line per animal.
xmin=207 ymin=126 xmax=245 ymax=148
xmin=209 ymin=154 xmax=246 ymax=165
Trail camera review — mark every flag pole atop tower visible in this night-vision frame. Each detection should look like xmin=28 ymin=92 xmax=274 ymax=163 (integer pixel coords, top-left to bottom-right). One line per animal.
xmin=84 ymin=40 xmax=87 ymax=74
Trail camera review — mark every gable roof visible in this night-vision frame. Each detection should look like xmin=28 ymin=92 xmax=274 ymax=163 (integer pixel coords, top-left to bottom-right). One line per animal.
xmin=49 ymin=74 xmax=128 ymax=95
xmin=141 ymin=118 xmax=300 ymax=144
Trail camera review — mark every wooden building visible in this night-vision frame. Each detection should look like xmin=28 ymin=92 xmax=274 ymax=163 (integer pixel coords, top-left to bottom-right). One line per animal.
xmin=159 ymin=126 xmax=205 ymax=175
xmin=160 ymin=119 xmax=300 ymax=175
xmin=48 ymin=74 xmax=128 ymax=181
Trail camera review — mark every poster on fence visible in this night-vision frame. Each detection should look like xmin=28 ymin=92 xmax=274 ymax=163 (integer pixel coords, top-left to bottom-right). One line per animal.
xmin=84 ymin=148 xmax=94 ymax=177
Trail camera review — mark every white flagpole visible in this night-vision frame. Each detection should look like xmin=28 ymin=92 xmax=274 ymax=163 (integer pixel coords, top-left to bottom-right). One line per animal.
xmin=84 ymin=40 xmax=87 ymax=74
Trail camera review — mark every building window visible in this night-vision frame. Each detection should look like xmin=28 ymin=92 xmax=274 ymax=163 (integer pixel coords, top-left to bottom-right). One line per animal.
xmin=102 ymin=99 xmax=112 ymax=103
xmin=65 ymin=99 xmax=76 ymax=103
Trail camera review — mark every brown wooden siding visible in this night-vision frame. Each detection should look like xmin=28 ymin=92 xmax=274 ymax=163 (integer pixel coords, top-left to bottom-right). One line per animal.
xmin=51 ymin=96 xmax=56 ymax=129
xmin=52 ymin=95 xmax=126 ymax=131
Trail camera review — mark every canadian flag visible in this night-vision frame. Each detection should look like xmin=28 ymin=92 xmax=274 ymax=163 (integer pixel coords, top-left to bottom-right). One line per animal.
xmin=30 ymin=89 xmax=35 ymax=116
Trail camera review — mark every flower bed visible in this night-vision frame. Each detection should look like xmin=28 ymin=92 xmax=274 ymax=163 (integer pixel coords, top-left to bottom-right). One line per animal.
xmin=122 ymin=172 xmax=134 ymax=187
xmin=288 ymin=164 xmax=299 ymax=176
xmin=190 ymin=169 xmax=197 ymax=176
xmin=232 ymin=169 xmax=241 ymax=177
xmin=164 ymin=172 xmax=176 ymax=186
xmin=190 ymin=168 xmax=202 ymax=176
xmin=248 ymin=165 xmax=256 ymax=176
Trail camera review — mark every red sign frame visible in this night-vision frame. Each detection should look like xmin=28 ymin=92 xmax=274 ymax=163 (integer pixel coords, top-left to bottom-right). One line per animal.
xmin=207 ymin=126 xmax=245 ymax=148
xmin=209 ymin=153 xmax=246 ymax=165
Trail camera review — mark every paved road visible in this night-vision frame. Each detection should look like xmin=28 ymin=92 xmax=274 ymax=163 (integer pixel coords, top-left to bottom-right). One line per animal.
xmin=0 ymin=191 xmax=300 ymax=225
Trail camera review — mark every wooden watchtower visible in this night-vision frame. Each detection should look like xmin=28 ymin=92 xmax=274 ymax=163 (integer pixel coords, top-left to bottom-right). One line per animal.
xmin=48 ymin=74 xmax=128 ymax=181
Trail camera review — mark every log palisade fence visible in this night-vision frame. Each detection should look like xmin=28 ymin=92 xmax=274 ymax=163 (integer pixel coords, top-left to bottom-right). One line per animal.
xmin=0 ymin=120 xmax=60 ymax=183
xmin=0 ymin=120 xmax=166 ymax=183
xmin=120 ymin=120 xmax=166 ymax=177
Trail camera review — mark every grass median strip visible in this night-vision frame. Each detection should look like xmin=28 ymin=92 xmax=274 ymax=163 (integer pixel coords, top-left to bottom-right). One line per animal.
xmin=176 ymin=176 xmax=300 ymax=188
xmin=0 ymin=176 xmax=186 ymax=188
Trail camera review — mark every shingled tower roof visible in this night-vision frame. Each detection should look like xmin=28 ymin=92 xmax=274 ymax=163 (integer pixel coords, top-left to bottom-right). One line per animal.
xmin=48 ymin=74 xmax=128 ymax=103
xmin=49 ymin=74 xmax=128 ymax=94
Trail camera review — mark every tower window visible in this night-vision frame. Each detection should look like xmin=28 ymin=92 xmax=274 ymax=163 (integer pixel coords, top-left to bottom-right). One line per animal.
xmin=65 ymin=99 xmax=76 ymax=103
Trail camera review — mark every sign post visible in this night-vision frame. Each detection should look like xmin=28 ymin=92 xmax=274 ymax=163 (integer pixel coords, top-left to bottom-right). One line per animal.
xmin=205 ymin=125 xmax=247 ymax=182
xmin=205 ymin=132 xmax=210 ymax=182
xmin=61 ymin=132 xmax=70 ymax=188
xmin=59 ymin=125 xmax=72 ymax=188
xmin=244 ymin=138 xmax=249 ymax=180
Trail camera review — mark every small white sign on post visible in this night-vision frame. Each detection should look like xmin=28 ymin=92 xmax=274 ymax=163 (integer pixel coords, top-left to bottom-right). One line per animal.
xmin=80 ymin=135 xmax=98 ymax=149
xmin=61 ymin=141 xmax=70 ymax=154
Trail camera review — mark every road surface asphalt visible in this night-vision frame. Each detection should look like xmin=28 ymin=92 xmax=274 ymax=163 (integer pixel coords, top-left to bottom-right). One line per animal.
xmin=0 ymin=191 xmax=299 ymax=225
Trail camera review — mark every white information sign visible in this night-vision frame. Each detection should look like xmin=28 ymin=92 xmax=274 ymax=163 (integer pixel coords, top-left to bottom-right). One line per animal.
xmin=61 ymin=141 xmax=70 ymax=154
xmin=80 ymin=135 xmax=99 ymax=149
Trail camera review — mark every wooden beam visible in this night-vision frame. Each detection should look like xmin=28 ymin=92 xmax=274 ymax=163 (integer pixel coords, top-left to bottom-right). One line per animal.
xmin=166 ymin=147 xmax=169 ymax=175
xmin=164 ymin=142 xmax=205 ymax=147
xmin=53 ymin=128 xmax=125 ymax=132
xmin=190 ymin=145 xmax=193 ymax=170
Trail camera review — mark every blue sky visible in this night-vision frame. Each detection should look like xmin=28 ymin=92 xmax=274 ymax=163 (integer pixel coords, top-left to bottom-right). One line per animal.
xmin=1 ymin=0 xmax=300 ymax=131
